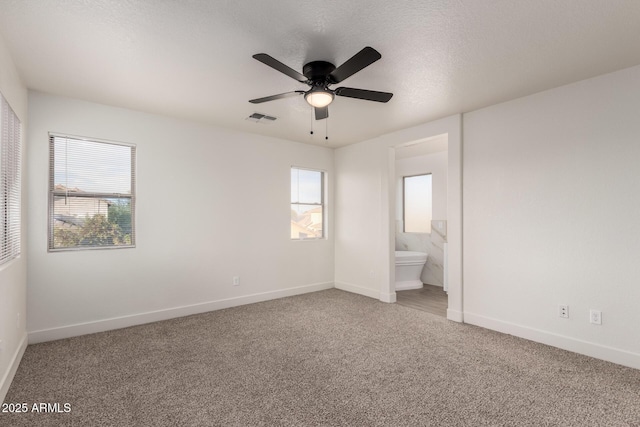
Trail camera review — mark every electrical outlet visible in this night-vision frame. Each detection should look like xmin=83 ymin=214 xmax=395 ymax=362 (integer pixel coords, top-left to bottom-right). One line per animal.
xmin=590 ymin=309 xmax=602 ymax=325
xmin=369 ymin=270 xmax=376 ymax=279
xmin=232 ymin=276 xmax=240 ymax=286
xmin=558 ymin=304 xmax=569 ymax=318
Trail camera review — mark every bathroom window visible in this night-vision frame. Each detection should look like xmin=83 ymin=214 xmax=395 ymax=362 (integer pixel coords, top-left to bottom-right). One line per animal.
xmin=48 ymin=134 xmax=136 ymax=251
xmin=291 ymin=167 xmax=324 ymax=239
xmin=403 ymin=174 xmax=432 ymax=233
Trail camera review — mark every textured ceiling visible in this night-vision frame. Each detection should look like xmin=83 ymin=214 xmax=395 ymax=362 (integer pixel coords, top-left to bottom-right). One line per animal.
xmin=1 ymin=0 xmax=640 ymax=147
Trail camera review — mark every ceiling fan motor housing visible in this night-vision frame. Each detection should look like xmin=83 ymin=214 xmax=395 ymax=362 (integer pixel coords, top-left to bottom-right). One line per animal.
xmin=303 ymin=61 xmax=336 ymax=84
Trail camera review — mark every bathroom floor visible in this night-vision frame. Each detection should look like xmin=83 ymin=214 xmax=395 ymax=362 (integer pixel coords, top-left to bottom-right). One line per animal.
xmin=396 ymin=284 xmax=448 ymax=317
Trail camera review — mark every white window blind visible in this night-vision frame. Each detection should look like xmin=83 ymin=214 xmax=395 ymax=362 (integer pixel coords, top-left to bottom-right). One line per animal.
xmin=49 ymin=134 xmax=136 ymax=250
xmin=0 ymin=93 xmax=21 ymax=265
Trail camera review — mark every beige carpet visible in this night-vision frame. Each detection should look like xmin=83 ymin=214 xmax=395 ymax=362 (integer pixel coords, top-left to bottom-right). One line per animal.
xmin=3 ymin=289 xmax=639 ymax=426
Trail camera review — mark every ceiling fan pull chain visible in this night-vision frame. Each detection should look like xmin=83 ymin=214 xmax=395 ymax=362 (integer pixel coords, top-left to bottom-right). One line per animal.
xmin=325 ymin=117 xmax=329 ymax=141
xmin=310 ymin=108 xmax=314 ymax=136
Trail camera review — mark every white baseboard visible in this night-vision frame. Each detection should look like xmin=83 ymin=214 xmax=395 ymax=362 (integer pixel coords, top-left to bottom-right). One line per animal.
xmin=394 ymin=280 xmax=423 ymax=291
xmin=379 ymin=291 xmax=396 ymax=303
xmin=464 ymin=312 xmax=640 ymax=370
xmin=1 ymin=333 xmax=27 ymax=404
xmin=28 ymin=282 xmax=334 ymax=344
xmin=446 ymin=308 xmax=464 ymax=323
xmin=334 ymin=281 xmax=380 ymax=300
xmin=334 ymin=281 xmax=397 ymax=303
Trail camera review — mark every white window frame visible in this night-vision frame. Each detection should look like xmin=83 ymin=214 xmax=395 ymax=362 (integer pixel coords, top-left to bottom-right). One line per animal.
xmin=0 ymin=93 xmax=21 ymax=266
xmin=291 ymin=166 xmax=325 ymax=240
xmin=48 ymin=133 xmax=136 ymax=251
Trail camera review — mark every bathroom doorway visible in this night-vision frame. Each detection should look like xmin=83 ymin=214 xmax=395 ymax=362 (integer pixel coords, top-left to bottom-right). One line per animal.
xmin=394 ymin=135 xmax=449 ymax=317
xmin=396 ymin=285 xmax=448 ymax=317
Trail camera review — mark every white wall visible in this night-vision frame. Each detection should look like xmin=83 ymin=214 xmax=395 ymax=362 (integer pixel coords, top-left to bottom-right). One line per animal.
xmin=27 ymin=92 xmax=334 ymax=342
xmin=333 ymin=140 xmax=385 ymax=300
xmin=463 ymin=65 xmax=640 ymax=368
xmin=0 ymin=33 xmax=28 ymax=403
xmin=334 ymin=115 xmax=462 ymax=319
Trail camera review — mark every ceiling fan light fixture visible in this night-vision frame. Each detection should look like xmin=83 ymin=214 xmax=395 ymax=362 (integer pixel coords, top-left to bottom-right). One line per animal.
xmin=305 ymin=89 xmax=334 ymax=108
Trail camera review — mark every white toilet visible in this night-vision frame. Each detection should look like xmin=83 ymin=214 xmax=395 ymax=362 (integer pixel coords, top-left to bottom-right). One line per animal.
xmin=395 ymin=250 xmax=428 ymax=291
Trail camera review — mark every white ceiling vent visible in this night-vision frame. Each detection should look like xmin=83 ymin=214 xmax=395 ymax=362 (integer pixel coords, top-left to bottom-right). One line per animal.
xmin=246 ymin=113 xmax=277 ymax=124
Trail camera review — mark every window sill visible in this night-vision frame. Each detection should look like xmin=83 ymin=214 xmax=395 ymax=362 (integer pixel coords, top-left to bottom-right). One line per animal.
xmin=48 ymin=245 xmax=136 ymax=253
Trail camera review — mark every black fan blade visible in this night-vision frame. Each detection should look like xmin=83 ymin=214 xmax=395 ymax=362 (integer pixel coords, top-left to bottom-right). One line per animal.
xmin=335 ymin=87 xmax=393 ymax=103
xmin=249 ymin=91 xmax=304 ymax=104
xmin=253 ymin=53 xmax=307 ymax=83
xmin=315 ymin=106 xmax=328 ymax=120
xmin=329 ymin=47 xmax=382 ymax=83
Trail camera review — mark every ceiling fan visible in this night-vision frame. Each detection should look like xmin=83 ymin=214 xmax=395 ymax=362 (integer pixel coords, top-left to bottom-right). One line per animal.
xmin=249 ymin=47 xmax=393 ymax=120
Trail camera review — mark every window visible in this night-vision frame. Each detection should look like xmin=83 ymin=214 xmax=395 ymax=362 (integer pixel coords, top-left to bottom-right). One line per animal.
xmin=0 ymin=93 xmax=21 ymax=266
xmin=403 ymin=174 xmax=432 ymax=233
xmin=49 ymin=134 xmax=136 ymax=250
xmin=291 ymin=167 xmax=324 ymax=239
